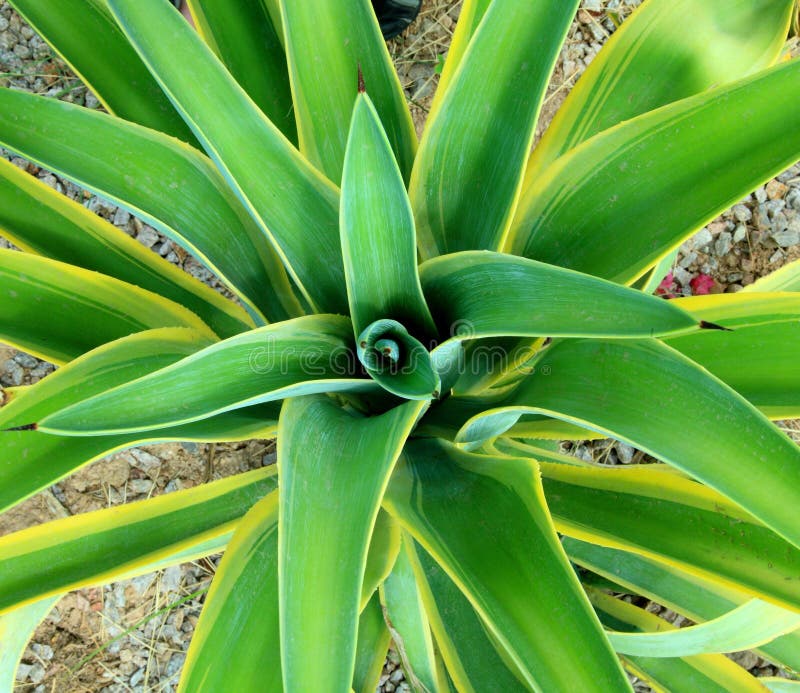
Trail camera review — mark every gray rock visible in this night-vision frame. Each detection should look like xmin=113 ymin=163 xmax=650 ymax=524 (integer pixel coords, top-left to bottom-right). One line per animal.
xmin=673 ymin=266 xmax=693 ymax=287
xmin=678 ymin=251 xmax=696 ymax=269
xmin=754 ymin=186 xmax=768 ymax=203
xmin=165 ymin=652 xmax=186 ymax=677
xmin=130 ymin=668 xmax=145 ymax=688
xmin=772 ymin=229 xmax=800 ymax=248
xmin=771 ymin=210 xmax=789 ymax=234
xmin=732 ymin=224 xmax=747 ymax=243
xmin=616 ymin=443 xmax=635 ymax=464
xmin=0 ymin=17 xmax=9 ymax=32
xmin=28 ymin=663 xmax=45 ymax=684
xmin=1 ymin=358 xmax=24 ymax=386
xmin=135 ymin=225 xmax=160 ymax=249
xmin=731 ymin=204 xmax=751 ymax=223
xmin=753 ymin=205 xmax=772 ymax=231
xmin=769 ymin=249 xmax=784 ymax=264
xmin=15 ymin=663 xmax=32 ymax=682
xmin=127 ymin=448 xmax=162 ymax=474
xmin=714 ymin=231 xmax=732 ymax=256
xmin=85 ymin=90 xmax=100 ymax=109
xmin=31 ymin=643 xmax=53 ymax=661
xmin=113 ymin=208 xmax=131 ymax=227
xmin=128 ymin=478 xmax=154 ymax=495
xmin=13 ymin=352 xmax=38 ymax=368
xmin=692 ymin=227 xmax=713 ymax=250
xmin=0 ymin=31 xmax=17 ymax=52
xmin=787 ymin=189 xmax=800 ymax=210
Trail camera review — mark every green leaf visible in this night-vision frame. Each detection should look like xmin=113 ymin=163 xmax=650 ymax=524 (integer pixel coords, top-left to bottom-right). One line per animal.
xmin=0 ymin=88 xmax=299 ymax=323
xmin=187 ymin=0 xmax=296 ymax=143
xmin=667 ymin=295 xmax=800 ymax=418
xmin=107 ymin=0 xmax=347 ymax=314
xmin=762 ymin=679 xmax=800 ymax=692
xmin=0 ymin=468 xmax=277 ymax=613
xmin=361 ymin=510 xmax=401 ymax=611
xmin=179 ymin=490 xmax=282 ymax=693
xmin=410 ymin=0 xmax=580 ymax=257
xmin=0 ymin=328 xmax=214 ymax=431
xmin=744 ymin=259 xmax=800 ymax=292
xmin=589 ymin=589 xmax=769 ymax=693
xmin=341 ymin=92 xmax=435 ymax=338
xmin=7 ymin=0 xmax=196 ymax=143
xmin=380 ymin=535 xmax=439 ymax=693
xmin=408 ymin=540 xmax=528 ymax=693
xmin=356 ymin=319 xmax=441 ymax=400
xmin=279 ymin=0 xmax=415 ymax=184
xmin=38 ymin=315 xmax=373 ymax=435
xmin=566 ymin=538 xmax=800 ymax=672
xmin=353 ymin=592 xmax=392 ymax=693
xmin=419 ymin=251 xmax=700 ymax=340
xmin=540 ymin=462 xmax=800 ymax=613
xmin=606 ymin=599 xmax=800 ymax=657
xmin=278 ymin=395 xmax=424 ymax=692
xmin=0 ymin=156 xmax=252 ymax=339
xmin=525 ymin=0 xmax=795 ymax=179
xmin=0 ymin=596 xmax=59 ymax=692
xmin=0 ymin=403 xmax=280 ymax=515
xmin=382 ymin=439 xmax=630 ymax=692
xmin=434 ymin=0 xmax=492 ymax=97
xmin=0 ymin=249 xmax=214 ymax=364
xmin=456 ymin=338 xmax=800 ymax=550
xmin=508 ymin=59 xmax=800 ymax=285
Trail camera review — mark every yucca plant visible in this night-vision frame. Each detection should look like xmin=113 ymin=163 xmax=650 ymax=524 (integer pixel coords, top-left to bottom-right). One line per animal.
xmin=1 ymin=0 xmax=800 ymax=690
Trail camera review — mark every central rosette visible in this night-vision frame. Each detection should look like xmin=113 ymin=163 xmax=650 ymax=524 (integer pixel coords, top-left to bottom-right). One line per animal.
xmin=356 ymin=319 xmax=439 ymax=400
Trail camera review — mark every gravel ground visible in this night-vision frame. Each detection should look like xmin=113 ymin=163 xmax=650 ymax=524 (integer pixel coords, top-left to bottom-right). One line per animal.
xmin=1 ymin=0 xmax=799 ymax=690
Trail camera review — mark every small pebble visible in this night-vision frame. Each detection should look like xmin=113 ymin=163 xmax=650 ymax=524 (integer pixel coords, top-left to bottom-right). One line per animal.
xmin=1 ymin=358 xmax=24 ymax=386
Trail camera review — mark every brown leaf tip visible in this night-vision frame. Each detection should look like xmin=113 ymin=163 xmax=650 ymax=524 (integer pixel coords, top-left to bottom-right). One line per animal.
xmin=699 ymin=320 xmax=733 ymax=332
xmin=357 ymin=64 xmax=366 ymax=94
xmin=5 ymin=422 xmax=37 ymax=431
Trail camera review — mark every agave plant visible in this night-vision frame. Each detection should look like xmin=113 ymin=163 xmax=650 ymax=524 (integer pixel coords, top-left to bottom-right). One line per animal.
xmin=1 ymin=0 xmax=800 ymax=690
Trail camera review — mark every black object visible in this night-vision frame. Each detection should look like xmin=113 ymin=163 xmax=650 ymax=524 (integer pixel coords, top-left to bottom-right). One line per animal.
xmin=170 ymin=0 xmax=420 ymax=41
xmin=372 ymin=0 xmax=422 ymax=39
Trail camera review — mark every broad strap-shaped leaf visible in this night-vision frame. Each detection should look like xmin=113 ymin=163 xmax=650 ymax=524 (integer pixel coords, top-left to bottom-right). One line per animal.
xmin=606 ymin=598 xmax=800 ymax=657
xmin=525 ymin=0 xmax=795 ymax=180
xmin=0 ymin=596 xmax=59 ymax=692
xmin=361 ymin=510 xmax=401 ymax=610
xmin=279 ymin=0 xmax=415 ymax=184
xmin=0 ymin=141 xmax=252 ymax=339
xmin=0 ymin=403 xmax=280 ymax=515
xmin=409 ymin=0 xmax=580 ymax=257
xmin=566 ymin=538 xmax=800 ymax=672
xmin=540 ymin=462 xmax=800 ymax=613
xmin=0 ymin=328 xmax=214 ymax=431
xmin=341 ymin=91 xmax=435 ymax=338
xmin=0 ymin=468 xmax=276 ymax=613
xmin=38 ymin=315 xmax=372 ymax=435
xmin=667 ymin=294 xmax=800 ymax=418
xmin=763 ymin=680 xmax=800 ymax=692
xmin=382 ymin=439 xmax=630 ymax=691
xmin=353 ymin=592 xmax=392 ymax=693
xmin=187 ymin=0 xmax=296 ymax=143
xmin=7 ymin=0 xmax=196 ymax=143
xmin=0 ymin=88 xmax=299 ymax=323
xmin=420 ymin=251 xmax=700 ymax=340
xmin=408 ymin=539 xmax=527 ymax=692
xmin=278 ymin=395 xmax=424 ymax=692
xmin=744 ymin=259 xmax=800 ymax=292
xmin=456 ymin=338 xmax=800 ymax=550
xmin=508 ymin=59 xmax=800 ymax=284
xmin=179 ymin=490 xmax=281 ymax=693
xmin=380 ymin=535 xmax=439 ymax=693
xmin=434 ymin=0 xmax=492 ymax=97
xmin=108 ymin=0 xmax=347 ymax=314
xmin=589 ymin=589 xmax=769 ymax=693
xmin=0 ymin=249 xmax=214 ymax=364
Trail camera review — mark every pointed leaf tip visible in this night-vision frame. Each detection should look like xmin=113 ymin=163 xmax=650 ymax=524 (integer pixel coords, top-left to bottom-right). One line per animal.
xmin=700 ymin=320 xmax=733 ymax=332
xmin=4 ymin=423 xmax=37 ymax=432
xmin=358 ymin=64 xmax=366 ymax=93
